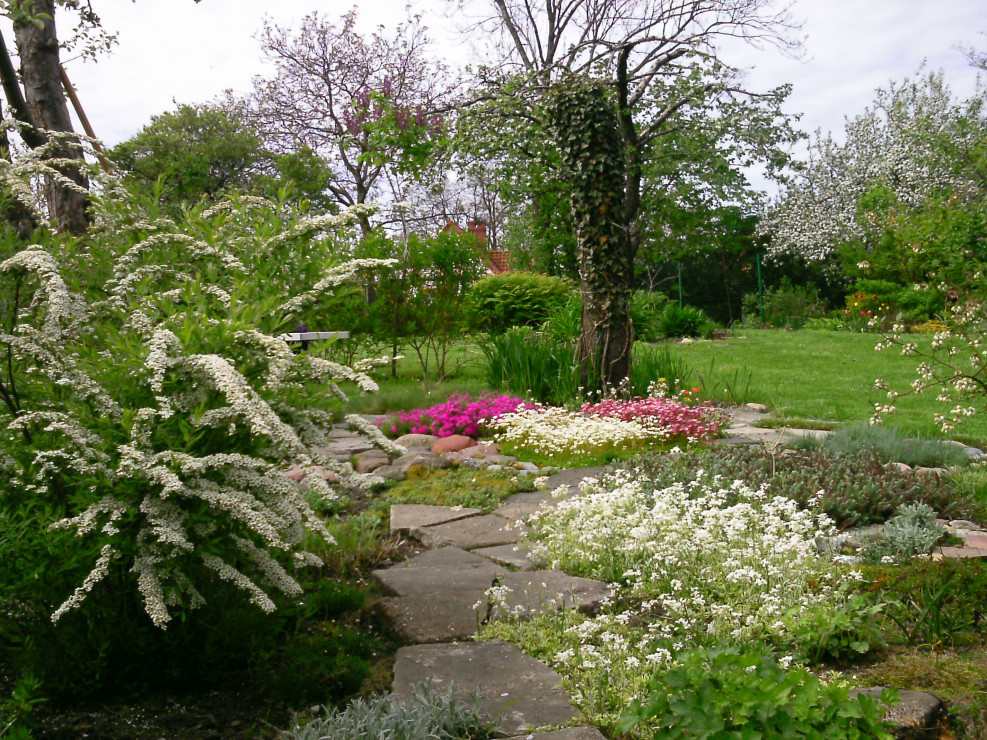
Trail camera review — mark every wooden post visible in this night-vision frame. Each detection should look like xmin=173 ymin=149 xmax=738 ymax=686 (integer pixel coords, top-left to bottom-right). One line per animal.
xmin=59 ymin=64 xmax=111 ymax=173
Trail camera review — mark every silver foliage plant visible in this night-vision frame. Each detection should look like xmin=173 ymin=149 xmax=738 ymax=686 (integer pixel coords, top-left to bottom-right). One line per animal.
xmin=0 ymin=139 xmax=398 ymax=628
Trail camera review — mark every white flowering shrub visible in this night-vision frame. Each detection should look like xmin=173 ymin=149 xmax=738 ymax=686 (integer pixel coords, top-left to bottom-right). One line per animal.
xmin=0 ymin=185 xmax=396 ymax=636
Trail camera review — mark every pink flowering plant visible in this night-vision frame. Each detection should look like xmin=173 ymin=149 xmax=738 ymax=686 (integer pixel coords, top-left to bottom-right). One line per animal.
xmin=379 ymin=393 xmax=534 ymax=438
xmin=580 ymin=397 xmax=724 ymax=444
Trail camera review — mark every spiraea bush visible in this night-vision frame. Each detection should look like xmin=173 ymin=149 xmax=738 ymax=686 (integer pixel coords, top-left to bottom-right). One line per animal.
xmin=0 ymin=144 xmax=400 ymax=694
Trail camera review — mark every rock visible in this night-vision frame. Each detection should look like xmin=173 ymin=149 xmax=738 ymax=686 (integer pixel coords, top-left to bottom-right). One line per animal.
xmin=914 ymin=467 xmax=947 ymax=481
xmin=849 ymin=688 xmax=943 ymax=739
xmin=316 ymin=468 xmax=340 ymax=483
xmin=284 ymin=465 xmax=306 ymax=482
xmin=458 ymin=443 xmax=501 ymax=459
xmin=354 ymin=451 xmax=391 ymax=473
xmin=539 ymin=467 xmax=609 ymax=495
xmin=372 ymin=562 xmax=505 ymax=596
xmin=884 ymin=462 xmax=914 ymax=474
xmin=492 ymin=571 xmax=613 ymax=618
xmin=413 ymin=514 xmax=527 ymax=550
xmin=485 ymin=454 xmax=519 ymax=466
xmin=504 ymin=729 xmax=607 ymax=740
xmin=432 ymin=435 xmax=476 ymax=454
xmin=473 ymin=543 xmax=540 ymax=571
xmin=393 ymin=451 xmax=453 ymax=472
xmin=375 ymin=590 xmax=488 ymax=643
xmin=314 ymin=437 xmax=376 ymax=458
xmin=932 ymin=546 xmax=987 ymax=560
xmin=745 ymin=403 xmax=770 ymax=413
xmin=459 ymin=457 xmax=489 ymax=470
xmin=390 ymin=504 xmax=482 ymax=534
xmin=501 ymin=491 xmax=558 ymax=509
xmin=374 ymin=465 xmax=406 ymax=481
xmin=394 ymin=433 xmax=441 ymax=449
xmin=515 ymin=462 xmax=540 ymax=473
xmin=392 ymin=640 xmax=580 ymax=737
xmin=964 ymin=533 xmax=987 ymax=549
xmin=948 ymin=520 xmax=984 ymax=531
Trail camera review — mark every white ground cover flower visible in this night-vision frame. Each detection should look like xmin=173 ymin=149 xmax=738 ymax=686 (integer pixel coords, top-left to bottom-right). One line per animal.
xmin=485 ymin=467 xmax=858 ymax=728
xmin=490 ymin=407 xmax=657 ymax=459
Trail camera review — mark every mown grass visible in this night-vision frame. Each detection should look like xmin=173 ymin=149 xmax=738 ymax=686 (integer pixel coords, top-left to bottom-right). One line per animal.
xmin=666 ymin=329 xmax=987 ymax=446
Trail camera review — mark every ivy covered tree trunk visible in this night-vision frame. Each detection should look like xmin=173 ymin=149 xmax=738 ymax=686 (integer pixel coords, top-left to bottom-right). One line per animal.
xmin=12 ymin=0 xmax=91 ymax=235
xmin=550 ymin=80 xmax=634 ymax=392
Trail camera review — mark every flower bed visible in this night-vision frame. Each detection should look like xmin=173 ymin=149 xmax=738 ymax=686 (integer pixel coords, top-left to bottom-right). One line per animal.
xmin=580 ymin=396 xmax=723 ymax=442
xmin=483 ymin=468 xmax=882 ymax=734
xmin=378 ymin=393 xmax=532 ymax=438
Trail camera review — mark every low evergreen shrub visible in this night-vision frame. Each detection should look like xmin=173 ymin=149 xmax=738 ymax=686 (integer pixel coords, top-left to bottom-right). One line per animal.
xmin=659 ymin=303 xmax=715 ymax=338
xmin=465 ymin=272 xmax=575 ymax=334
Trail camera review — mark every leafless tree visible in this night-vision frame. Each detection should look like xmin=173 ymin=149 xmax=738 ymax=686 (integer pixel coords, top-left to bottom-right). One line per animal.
xmin=251 ymin=9 xmax=456 ymax=233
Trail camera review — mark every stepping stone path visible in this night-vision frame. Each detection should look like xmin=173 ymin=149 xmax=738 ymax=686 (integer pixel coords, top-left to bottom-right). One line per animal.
xmin=300 ymin=409 xmax=979 ymax=736
xmin=372 ymin=465 xmax=614 ymax=736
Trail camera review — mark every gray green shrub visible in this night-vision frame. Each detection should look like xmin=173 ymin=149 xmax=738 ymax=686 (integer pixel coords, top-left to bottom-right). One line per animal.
xmin=466 ymin=272 xmax=575 ymax=334
xmin=280 ymin=684 xmax=494 ymax=740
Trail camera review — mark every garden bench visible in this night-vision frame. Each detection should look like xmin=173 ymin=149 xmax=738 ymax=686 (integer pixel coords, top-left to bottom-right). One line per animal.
xmin=278 ymin=330 xmax=350 ymax=351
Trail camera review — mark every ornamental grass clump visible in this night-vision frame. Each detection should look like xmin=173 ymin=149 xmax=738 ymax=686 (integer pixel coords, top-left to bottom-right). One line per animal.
xmin=378 ymin=393 xmax=532 ymax=438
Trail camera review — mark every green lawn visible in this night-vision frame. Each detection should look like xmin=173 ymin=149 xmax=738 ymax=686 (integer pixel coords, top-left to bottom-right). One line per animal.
xmin=667 ymin=329 xmax=987 ymax=446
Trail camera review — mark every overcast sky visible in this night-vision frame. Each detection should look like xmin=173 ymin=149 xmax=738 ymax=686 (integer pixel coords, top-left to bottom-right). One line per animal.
xmin=22 ymin=0 xmax=987 ymax=171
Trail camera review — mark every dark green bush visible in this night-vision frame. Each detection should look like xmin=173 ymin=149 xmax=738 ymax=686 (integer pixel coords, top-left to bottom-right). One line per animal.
xmin=742 ymin=278 xmax=826 ymax=329
xmin=853 ymin=279 xmax=941 ymax=323
xmin=658 ymin=303 xmax=715 ymax=338
xmin=465 ymin=272 xmax=575 ymax=334
xmin=622 ymin=446 xmax=974 ymax=529
xmin=631 ymin=290 xmax=669 ymax=341
xmin=619 ymin=646 xmax=895 ymax=739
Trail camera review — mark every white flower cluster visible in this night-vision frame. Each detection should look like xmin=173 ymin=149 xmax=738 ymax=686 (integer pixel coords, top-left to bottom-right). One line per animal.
xmin=490 ymin=407 xmax=657 ymax=459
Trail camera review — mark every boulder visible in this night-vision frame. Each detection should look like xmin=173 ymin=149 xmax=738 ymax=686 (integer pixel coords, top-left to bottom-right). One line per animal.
xmin=374 ymin=465 xmax=406 ymax=482
xmin=394 ymin=433 xmax=441 ymax=449
xmin=354 ymin=451 xmax=391 ymax=473
xmin=393 ymin=451 xmax=452 ymax=472
xmin=432 ymin=435 xmax=476 ymax=454
xmin=849 ymin=688 xmax=943 ymax=739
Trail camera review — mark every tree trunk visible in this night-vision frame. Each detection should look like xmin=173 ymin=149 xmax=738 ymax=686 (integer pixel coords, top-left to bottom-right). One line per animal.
xmin=12 ymin=0 xmax=91 ymax=235
xmin=551 ymin=79 xmax=634 ymax=393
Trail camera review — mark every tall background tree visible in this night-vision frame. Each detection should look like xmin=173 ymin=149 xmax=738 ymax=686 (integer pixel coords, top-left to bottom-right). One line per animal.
xmin=455 ymin=0 xmax=800 ymax=389
xmin=251 ymin=9 xmax=454 ymax=234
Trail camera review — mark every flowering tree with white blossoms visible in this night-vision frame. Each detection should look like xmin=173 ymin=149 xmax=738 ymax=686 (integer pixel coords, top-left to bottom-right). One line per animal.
xmin=0 ymin=155 xmax=400 ymax=632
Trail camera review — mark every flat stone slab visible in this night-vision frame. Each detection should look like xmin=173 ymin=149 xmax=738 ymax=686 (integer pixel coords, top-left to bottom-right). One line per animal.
xmin=504 ymin=729 xmax=607 ymax=740
xmin=714 ymin=436 xmax=761 ymax=447
xmin=372 ymin=562 xmax=505 ymax=596
xmin=390 ymin=504 xmax=482 ymax=534
xmin=414 ymin=514 xmax=528 ymax=550
xmin=502 ymin=491 xmax=558 ymax=508
xmin=474 ymin=543 xmax=540 ymax=571
xmin=850 ymin=688 xmax=943 ymax=739
xmin=376 ymin=590 xmax=488 ymax=644
xmin=492 ymin=571 xmax=613 ymax=618
xmin=540 ymin=467 xmax=609 ymax=494
xmin=492 ymin=500 xmax=546 ymax=522
xmin=392 ymin=640 xmax=580 ymax=737
xmin=396 ymin=546 xmax=494 ymax=569
xmin=394 ymin=433 xmax=441 ymax=449
xmin=932 ymin=546 xmax=987 ymax=561
xmin=314 ymin=438 xmax=376 ymax=458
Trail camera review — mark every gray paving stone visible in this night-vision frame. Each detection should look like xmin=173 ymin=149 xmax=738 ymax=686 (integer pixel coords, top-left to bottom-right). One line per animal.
xmin=492 ymin=500 xmax=545 ymax=522
xmin=714 ymin=436 xmax=761 ymax=447
xmin=492 ymin=571 xmax=613 ymax=618
xmin=460 ymin=457 xmax=490 ymax=469
xmin=397 ymin=546 xmax=493 ymax=570
xmin=850 ymin=688 xmax=943 ymax=739
xmin=504 ymin=728 xmax=607 ymax=740
xmin=502 ymin=491 xmax=558 ymax=508
xmin=539 ymin=467 xmax=609 ymax=495
xmin=473 ymin=543 xmax=540 ymax=571
xmin=373 ymin=562 xmax=505 ymax=596
xmin=390 ymin=504 xmax=482 ymax=534
xmin=375 ymin=590 xmax=488 ymax=644
xmin=314 ymin=437 xmax=376 ymax=457
xmin=414 ymin=514 xmax=528 ymax=550
xmin=354 ymin=451 xmax=391 ymax=473
xmin=392 ymin=640 xmax=580 ymax=737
